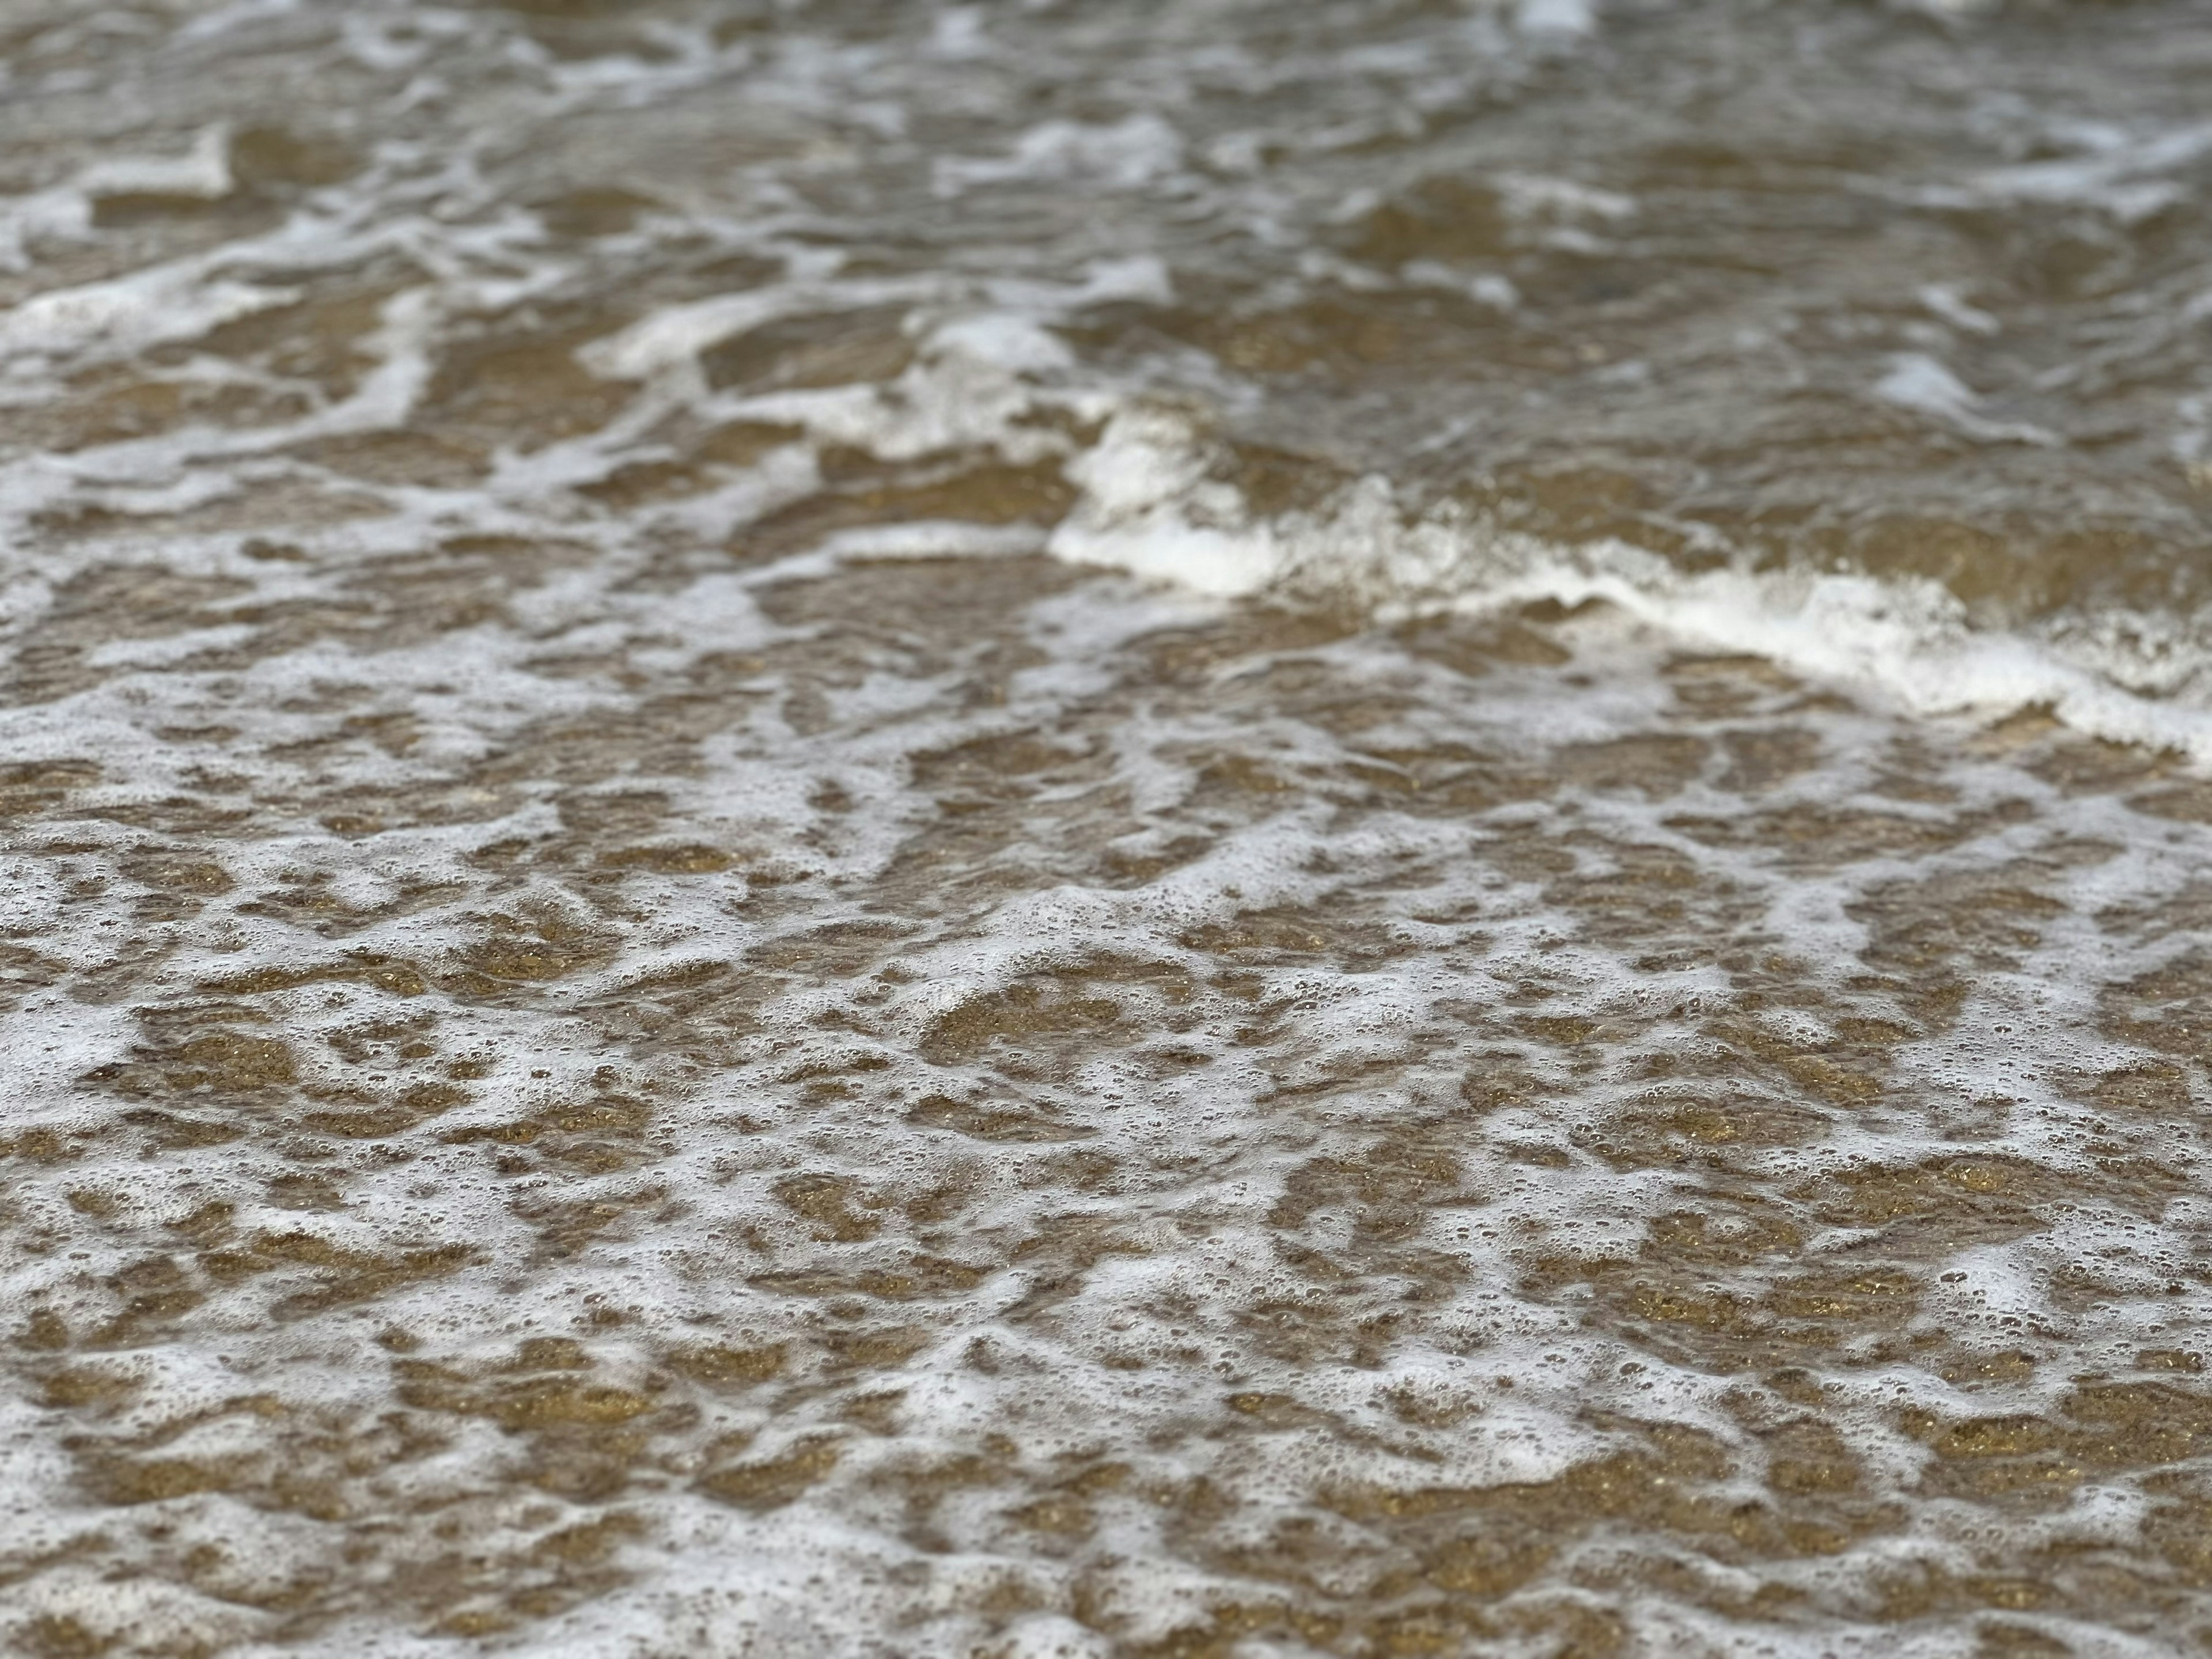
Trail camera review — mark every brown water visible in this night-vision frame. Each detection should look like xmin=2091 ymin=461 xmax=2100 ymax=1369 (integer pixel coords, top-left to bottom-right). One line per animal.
xmin=6 ymin=3 xmax=2212 ymax=1656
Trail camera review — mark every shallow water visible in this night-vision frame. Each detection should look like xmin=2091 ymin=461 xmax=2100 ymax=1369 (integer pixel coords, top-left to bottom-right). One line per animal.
xmin=6 ymin=3 xmax=2212 ymax=1656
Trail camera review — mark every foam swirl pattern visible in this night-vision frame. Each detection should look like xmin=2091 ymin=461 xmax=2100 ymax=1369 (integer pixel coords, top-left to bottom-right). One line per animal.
xmin=5 ymin=4 xmax=2212 ymax=1656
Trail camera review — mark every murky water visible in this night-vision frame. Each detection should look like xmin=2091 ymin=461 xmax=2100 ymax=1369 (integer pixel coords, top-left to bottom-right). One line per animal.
xmin=7 ymin=3 xmax=2212 ymax=1655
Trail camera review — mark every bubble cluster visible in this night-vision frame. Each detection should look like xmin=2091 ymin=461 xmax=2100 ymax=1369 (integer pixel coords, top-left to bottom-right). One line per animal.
xmin=6 ymin=3 xmax=2212 ymax=1656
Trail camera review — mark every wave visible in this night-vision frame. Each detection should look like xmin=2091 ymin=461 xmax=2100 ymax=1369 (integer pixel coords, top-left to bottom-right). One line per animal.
xmin=1047 ymin=403 xmax=2212 ymax=764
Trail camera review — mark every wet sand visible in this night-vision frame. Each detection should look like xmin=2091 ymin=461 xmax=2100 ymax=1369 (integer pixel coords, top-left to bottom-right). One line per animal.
xmin=6 ymin=4 xmax=2212 ymax=1656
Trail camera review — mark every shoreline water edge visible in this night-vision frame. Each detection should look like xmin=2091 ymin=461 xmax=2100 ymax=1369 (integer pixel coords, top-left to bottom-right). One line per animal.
xmin=6 ymin=3 xmax=2212 ymax=1656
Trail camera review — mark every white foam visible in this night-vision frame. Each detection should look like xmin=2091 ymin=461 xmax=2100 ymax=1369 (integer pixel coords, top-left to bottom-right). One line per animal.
xmin=1048 ymin=407 xmax=1285 ymax=595
xmin=932 ymin=114 xmax=1187 ymax=196
xmin=1874 ymin=351 xmax=2059 ymax=446
xmin=1918 ymin=282 xmax=2000 ymax=337
xmin=1969 ymin=119 xmax=2212 ymax=220
xmin=0 ymin=266 xmax=297 ymax=365
xmin=1035 ymin=418 xmax=2212 ymax=762
xmin=76 ymin=127 xmax=234 ymax=202
xmin=1517 ymin=0 xmax=1598 ymax=38
xmin=8 ymin=6 xmax=2212 ymax=1656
